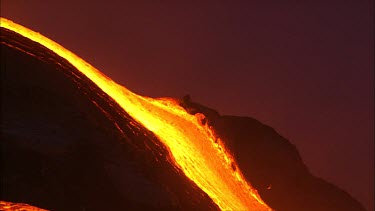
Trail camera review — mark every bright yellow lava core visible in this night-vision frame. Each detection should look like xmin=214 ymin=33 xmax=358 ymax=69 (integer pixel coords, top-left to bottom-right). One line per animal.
xmin=0 ymin=17 xmax=271 ymax=211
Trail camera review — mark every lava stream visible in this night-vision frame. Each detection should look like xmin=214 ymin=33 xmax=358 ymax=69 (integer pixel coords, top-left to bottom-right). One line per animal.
xmin=1 ymin=17 xmax=271 ymax=211
xmin=0 ymin=200 xmax=48 ymax=211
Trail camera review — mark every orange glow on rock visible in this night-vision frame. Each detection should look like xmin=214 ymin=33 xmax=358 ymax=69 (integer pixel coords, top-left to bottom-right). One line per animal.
xmin=1 ymin=17 xmax=271 ymax=211
xmin=0 ymin=201 xmax=48 ymax=211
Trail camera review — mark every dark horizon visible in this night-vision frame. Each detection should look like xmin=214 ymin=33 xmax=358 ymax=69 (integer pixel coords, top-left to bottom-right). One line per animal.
xmin=1 ymin=1 xmax=373 ymax=210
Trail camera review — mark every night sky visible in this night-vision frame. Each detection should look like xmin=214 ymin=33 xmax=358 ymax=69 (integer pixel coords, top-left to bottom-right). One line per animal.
xmin=1 ymin=1 xmax=373 ymax=210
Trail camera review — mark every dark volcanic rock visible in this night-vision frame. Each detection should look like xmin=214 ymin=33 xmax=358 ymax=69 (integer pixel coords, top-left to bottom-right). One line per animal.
xmin=180 ymin=95 xmax=367 ymax=211
xmin=0 ymin=28 xmax=219 ymax=211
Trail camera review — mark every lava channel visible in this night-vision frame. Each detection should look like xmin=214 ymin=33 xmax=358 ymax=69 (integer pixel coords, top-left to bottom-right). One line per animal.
xmin=0 ymin=17 xmax=271 ymax=211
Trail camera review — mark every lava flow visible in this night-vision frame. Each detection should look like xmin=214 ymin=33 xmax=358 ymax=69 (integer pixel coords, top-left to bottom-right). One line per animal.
xmin=0 ymin=201 xmax=48 ymax=211
xmin=1 ymin=17 xmax=271 ymax=211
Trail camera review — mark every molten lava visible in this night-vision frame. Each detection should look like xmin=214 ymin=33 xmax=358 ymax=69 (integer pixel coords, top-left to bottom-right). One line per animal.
xmin=1 ymin=17 xmax=271 ymax=210
xmin=0 ymin=201 xmax=48 ymax=211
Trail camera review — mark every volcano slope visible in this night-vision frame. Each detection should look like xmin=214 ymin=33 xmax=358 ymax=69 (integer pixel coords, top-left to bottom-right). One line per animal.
xmin=0 ymin=26 xmax=367 ymax=211
xmin=180 ymin=95 xmax=367 ymax=211
xmin=0 ymin=28 xmax=219 ymax=211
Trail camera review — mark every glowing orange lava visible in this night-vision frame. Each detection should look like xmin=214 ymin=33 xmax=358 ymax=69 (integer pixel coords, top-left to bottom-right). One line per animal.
xmin=1 ymin=17 xmax=271 ymax=211
xmin=0 ymin=201 xmax=48 ymax=211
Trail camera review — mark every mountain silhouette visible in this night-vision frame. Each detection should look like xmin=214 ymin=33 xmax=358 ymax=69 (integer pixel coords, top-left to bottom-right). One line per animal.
xmin=180 ymin=95 xmax=366 ymax=211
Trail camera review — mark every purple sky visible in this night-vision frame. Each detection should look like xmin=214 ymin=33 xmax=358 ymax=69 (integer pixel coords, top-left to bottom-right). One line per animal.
xmin=1 ymin=1 xmax=373 ymax=210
